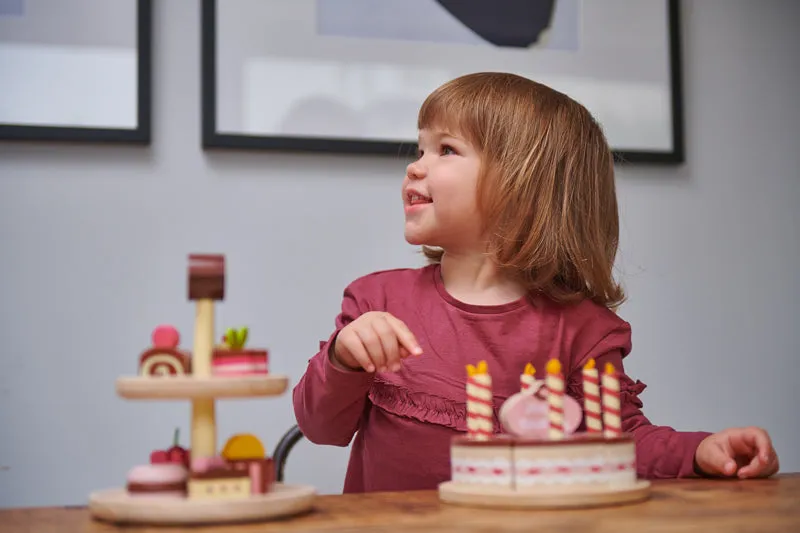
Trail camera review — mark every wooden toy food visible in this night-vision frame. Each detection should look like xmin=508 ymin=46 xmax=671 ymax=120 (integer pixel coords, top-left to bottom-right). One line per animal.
xmin=439 ymin=359 xmax=651 ymax=509
xmin=88 ymin=254 xmax=316 ymax=526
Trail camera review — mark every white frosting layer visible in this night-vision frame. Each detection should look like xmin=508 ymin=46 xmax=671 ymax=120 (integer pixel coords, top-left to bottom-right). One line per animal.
xmin=451 ymin=457 xmax=513 ymax=486
xmin=451 ymin=438 xmax=637 ymax=489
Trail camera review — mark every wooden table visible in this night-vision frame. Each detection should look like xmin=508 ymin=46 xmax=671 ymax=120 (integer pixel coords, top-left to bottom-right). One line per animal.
xmin=2 ymin=474 xmax=798 ymax=532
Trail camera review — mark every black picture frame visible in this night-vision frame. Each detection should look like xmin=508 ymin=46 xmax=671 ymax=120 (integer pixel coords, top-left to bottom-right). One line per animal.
xmin=0 ymin=0 xmax=152 ymax=144
xmin=201 ymin=0 xmax=684 ymax=164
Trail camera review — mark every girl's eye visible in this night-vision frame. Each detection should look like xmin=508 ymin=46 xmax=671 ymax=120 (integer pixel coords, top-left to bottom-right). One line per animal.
xmin=441 ymin=144 xmax=455 ymax=155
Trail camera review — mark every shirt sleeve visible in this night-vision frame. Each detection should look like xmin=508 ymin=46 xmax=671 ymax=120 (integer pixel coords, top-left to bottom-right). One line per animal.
xmin=568 ymin=325 xmax=713 ymax=479
xmin=291 ymin=281 xmax=377 ymax=447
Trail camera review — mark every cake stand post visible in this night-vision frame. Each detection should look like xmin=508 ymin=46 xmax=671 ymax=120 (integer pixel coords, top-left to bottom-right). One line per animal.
xmin=187 ymin=254 xmax=225 ymax=458
xmin=191 ymin=299 xmax=216 ymax=457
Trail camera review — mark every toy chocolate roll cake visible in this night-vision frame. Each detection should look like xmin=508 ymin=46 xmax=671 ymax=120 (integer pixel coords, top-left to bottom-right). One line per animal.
xmin=447 ymin=359 xmax=639 ymax=494
xmin=138 ymin=325 xmax=191 ymax=376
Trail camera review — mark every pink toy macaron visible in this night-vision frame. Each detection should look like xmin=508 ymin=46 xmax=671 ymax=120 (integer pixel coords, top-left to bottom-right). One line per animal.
xmin=126 ymin=463 xmax=188 ymax=498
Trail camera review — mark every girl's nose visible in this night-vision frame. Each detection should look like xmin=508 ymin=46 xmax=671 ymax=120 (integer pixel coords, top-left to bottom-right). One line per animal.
xmin=406 ymin=160 xmax=426 ymax=180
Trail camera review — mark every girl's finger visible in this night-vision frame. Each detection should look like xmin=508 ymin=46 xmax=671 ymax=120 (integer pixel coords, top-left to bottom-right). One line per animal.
xmin=703 ymin=441 xmax=737 ymax=476
xmin=730 ymin=428 xmax=772 ymax=462
xmin=736 ymin=456 xmax=762 ymax=478
xmin=386 ymin=315 xmax=423 ymax=356
xmin=746 ymin=455 xmax=781 ymax=478
xmin=354 ymin=326 xmax=387 ymax=372
xmin=338 ymin=332 xmax=374 ymax=372
xmin=372 ymin=317 xmax=401 ymax=371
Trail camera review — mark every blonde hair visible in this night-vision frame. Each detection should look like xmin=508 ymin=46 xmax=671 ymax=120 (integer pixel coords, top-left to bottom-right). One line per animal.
xmin=417 ymin=72 xmax=625 ymax=309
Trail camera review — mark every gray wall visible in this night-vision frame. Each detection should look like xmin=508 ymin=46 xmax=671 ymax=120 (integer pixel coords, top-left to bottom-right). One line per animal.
xmin=0 ymin=0 xmax=798 ymax=507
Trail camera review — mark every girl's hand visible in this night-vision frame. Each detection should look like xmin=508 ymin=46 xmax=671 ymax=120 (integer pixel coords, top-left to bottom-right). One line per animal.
xmin=694 ymin=427 xmax=780 ymax=478
xmin=332 ymin=312 xmax=423 ymax=373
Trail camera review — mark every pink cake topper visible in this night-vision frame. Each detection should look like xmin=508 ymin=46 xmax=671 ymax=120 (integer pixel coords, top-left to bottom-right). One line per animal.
xmin=499 ymin=390 xmax=582 ymax=438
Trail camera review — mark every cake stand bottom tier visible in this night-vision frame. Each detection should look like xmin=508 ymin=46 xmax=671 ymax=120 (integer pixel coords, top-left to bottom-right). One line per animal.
xmin=88 ymin=483 xmax=317 ymax=525
xmin=438 ymin=479 xmax=651 ymax=509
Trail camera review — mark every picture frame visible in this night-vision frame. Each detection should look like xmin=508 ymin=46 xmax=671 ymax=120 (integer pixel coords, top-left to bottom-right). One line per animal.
xmin=0 ymin=0 xmax=152 ymax=144
xmin=202 ymin=0 xmax=684 ymax=164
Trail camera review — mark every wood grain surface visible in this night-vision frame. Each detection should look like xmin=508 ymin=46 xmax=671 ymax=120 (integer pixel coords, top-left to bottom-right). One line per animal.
xmin=2 ymin=473 xmax=798 ymax=533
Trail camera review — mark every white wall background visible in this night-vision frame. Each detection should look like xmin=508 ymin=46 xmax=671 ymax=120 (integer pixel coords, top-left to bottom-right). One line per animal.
xmin=0 ymin=0 xmax=798 ymax=508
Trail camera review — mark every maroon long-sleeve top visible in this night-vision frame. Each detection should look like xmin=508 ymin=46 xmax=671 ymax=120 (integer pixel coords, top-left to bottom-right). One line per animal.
xmin=293 ymin=265 xmax=711 ymax=493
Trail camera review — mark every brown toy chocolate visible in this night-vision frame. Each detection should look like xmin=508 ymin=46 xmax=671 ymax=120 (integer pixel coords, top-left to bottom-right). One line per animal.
xmin=187 ymin=254 xmax=225 ymax=300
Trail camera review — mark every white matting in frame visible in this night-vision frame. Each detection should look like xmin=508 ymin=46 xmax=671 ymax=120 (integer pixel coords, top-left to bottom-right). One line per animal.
xmin=203 ymin=0 xmax=683 ymax=163
xmin=0 ymin=0 xmax=151 ymax=143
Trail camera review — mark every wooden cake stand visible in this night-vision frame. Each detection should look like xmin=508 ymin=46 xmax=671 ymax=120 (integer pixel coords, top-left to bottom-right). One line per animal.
xmin=89 ymin=254 xmax=317 ymax=526
xmin=89 ymin=374 xmax=317 ymax=526
xmin=89 ymin=483 xmax=316 ymax=526
xmin=438 ymin=480 xmax=651 ymax=510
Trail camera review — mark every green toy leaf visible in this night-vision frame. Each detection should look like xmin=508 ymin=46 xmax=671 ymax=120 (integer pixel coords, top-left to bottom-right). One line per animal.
xmin=224 ymin=327 xmax=235 ymax=348
xmin=222 ymin=326 xmax=249 ymax=349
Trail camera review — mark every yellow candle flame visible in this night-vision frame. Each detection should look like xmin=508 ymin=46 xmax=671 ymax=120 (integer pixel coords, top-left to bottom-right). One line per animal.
xmin=523 ymin=362 xmax=535 ymax=376
xmin=604 ymin=362 xmax=616 ymax=375
xmin=584 ymin=358 xmax=596 ymax=370
xmin=545 ymin=359 xmax=561 ymax=375
xmin=466 ymin=360 xmax=488 ymax=376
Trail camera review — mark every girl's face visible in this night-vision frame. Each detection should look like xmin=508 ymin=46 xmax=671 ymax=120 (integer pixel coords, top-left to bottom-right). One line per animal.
xmin=402 ymin=128 xmax=483 ymax=252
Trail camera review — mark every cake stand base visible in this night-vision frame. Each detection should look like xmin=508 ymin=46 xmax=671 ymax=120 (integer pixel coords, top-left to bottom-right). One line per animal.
xmin=88 ymin=483 xmax=316 ymax=525
xmin=438 ymin=479 xmax=651 ymax=509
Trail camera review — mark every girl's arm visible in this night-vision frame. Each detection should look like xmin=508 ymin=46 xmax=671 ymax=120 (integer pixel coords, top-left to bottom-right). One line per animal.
xmin=570 ymin=348 xmax=711 ymax=478
xmin=601 ymin=350 xmax=711 ymax=478
xmin=292 ymin=284 xmax=376 ymax=446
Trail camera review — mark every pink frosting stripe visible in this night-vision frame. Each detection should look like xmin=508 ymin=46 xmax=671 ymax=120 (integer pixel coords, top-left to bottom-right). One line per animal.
xmin=454 ymin=460 xmax=635 ymax=477
xmin=213 ymin=365 xmax=268 ymax=376
xmin=213 ymin=356 xmax=266 ymax=366
xmin=517 ymin=461 xmax=636 ymax=476
xmin=453 ymin=465 xmax=511 ymax=476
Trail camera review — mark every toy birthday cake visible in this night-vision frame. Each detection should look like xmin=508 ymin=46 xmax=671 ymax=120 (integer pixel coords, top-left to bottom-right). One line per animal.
xmin=439 ymin=359 xmax=649 ymax=508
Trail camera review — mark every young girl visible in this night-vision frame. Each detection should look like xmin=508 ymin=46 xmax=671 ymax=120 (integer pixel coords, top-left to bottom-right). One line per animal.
xmin=292 ymin=72 xmax=780 ymax=493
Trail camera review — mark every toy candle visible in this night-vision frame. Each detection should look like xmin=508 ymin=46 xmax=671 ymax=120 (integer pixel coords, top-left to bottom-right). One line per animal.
xmin=465 ymin=360 xmax=493 ymax=440
xmin=582 ymin=358 xmax=602 ymax=434
xmin=545 ymin=359 xmax=564 ymax=439
xmin=520 ymin=363 xmax=536 ymax=394
xmin=601 ymin=362 xmax=622 ymax=438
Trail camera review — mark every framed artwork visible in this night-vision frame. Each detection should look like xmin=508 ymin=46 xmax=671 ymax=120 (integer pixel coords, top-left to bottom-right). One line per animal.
xmin=202 ymin=0 xmax=684 ymax=163
xmin=0 ymin=0 xmax=152 ymax=144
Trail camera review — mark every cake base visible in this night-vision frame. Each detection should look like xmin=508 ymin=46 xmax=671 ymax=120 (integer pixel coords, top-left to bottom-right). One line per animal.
xmin=88 ymin=483 xmax=316 ymax=525
xmin=438 ymin=479 xmax=651 ymax=509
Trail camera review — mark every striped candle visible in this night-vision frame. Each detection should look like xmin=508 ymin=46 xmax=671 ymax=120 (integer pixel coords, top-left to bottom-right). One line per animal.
xmin=582 ymin=358 xmax=602 ymax=434
xmin=545 ymin=359 xmax=564 ymax=440
xmin=520 ymin=363 xmax=536 ymax=394
xmin=601 ymin=362 xmax=622 ymax=437
xmin=466 ymin=360 xmax=493 ymax=440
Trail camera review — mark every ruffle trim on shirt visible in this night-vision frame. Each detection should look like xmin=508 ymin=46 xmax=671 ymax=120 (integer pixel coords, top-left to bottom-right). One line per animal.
xmin=567 ymin=373 xmax=647 ymax=404
xmin=368 ymin=377 xmax=500 ymax=433
xmin=566 ymin=373 xmax=648 ymax=429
